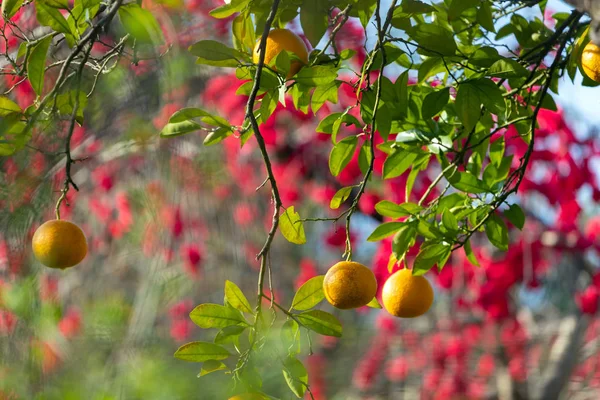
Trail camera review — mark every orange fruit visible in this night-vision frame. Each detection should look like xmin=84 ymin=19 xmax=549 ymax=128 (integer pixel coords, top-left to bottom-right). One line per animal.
xmin=323 ymin=261 xmax=377 ymax=309
xmin=382 ymin=268 xmax=434 ymax=318
xmin=32 ymin=220 xmax=87 ymax=269
xmin=252 ymin=28 xmax=309 ymax=78
xmin=228 ymin=394 xmax=267 ymax=400
xmin=581 ymin=42 xmax=600 ymax=82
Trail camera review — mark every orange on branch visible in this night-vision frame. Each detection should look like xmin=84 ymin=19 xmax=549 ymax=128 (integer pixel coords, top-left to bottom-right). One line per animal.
xmin=581 ymin=42 xmax=600 ymax=82
xmin=323 ymin=261 xmax=377 ymax=309
xmin=252 ymin=28 xmax=309 ymax=79
xmin=382 ymin=268 xmax=434 ymax=318
xmin=32 ymin=220 xmax=88 ymax=269
xmin=228 ymin=394 xmax=267 ymax=400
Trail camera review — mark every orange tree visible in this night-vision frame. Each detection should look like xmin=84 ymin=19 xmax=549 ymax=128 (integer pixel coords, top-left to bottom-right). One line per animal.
xmin=1 ymin=0 xmax=600 ymax=398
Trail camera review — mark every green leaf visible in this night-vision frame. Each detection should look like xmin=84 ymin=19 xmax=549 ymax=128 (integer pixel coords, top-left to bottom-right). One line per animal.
xmin=209 ymin=0 xmax=248 ymax=18
xmin=485 ymin=213 xmax=509 ymax=251
xmin=367 ymin=222 xmax=405 ymax=242
xmin=375 ymin=201 xmax=423 ymax=218
xmin=35 ymin=1 xmax=72 ymax=34
xmin=281 ymin=319 xmax=301 ymax=355
xmin=291 ymin=275 xmax=325 ymax=311
xmin=450 ymin=172 xmax=489 ymax=194
xmin=489 ymin=137 xmax=505 ymax=168
xmin=488 ymin=58 xmax=528 ymax=78
xmin=300 ymin=0 xmax=328 ymax=47
xmin=358 ymin=142 xmax=371 ymax=174
xmin=214 ymin=325 xmax=246 ymax=345
xmin=198 ymin=360 xmax=228 ymax=377
xmin=366 ymin=297 xmax=382 ymax=309
xmin=174 ymin=341 xmax=230 ymax=362
xmin=160 ymin=121 xmax=203 ymax=137
xmin=38 ymin=0 xmax=68 ymax=8
xmin=224 ymin=281 xmax=253 ymax=314
xmin=422 ymin=88 xmax=450 ymax=119
xmin=189 ymin=304 xmax=247 ymax=329
xmin=330 ymin=186 xmax=353 ymax=210
xmin=383 ymin=150 xmax=418 ymax=179
xmin=316 ymin=112 xmax=361 ymax=135
xmin=448 ymin=0 xmax=479 ymax=20
xmin=282 ymin=357 xmax=308 ymax=398
xmin=469 ymin=46 xmax=501 ymax=68
xmin=455 ymin=83 xmax=481 ymax=132
xmin=441 ymin=210 xmax=459 ymax=232
xmin=470 ymin=79 xmax=505 ymax=115
xmin=409 ymin=23 xmax=457 ymax=56
xmin=0 ymin=96 xmax=21 ymax=116
xmin=413 ymin=242 xmax=451 ymax=275
xmin=295 ymin=65 xmax=337 ymax=86
xmin=329 ymin=136 xmax=357 ymax=176
xmin=311 ymin=81 xmax=339 ymax=113
xmin=280 ymin=206 xmax=307 ymax=245
xmin=477 ymin=2 xmax=495 ymax=32
xmin=232 ymin=11 xmax=255 ymax=52
xmin=56 ymin=90 xmax=87 ymax=124
xmin=168 ymin=108 xmax=230 ymax=127
xmin=297 ymin=310 xmax=342 ymax=337
xmin=189 ymin=40 xmax=247 ymax=67
xmin=118 ymin=3 xmax=163 ymax=44
xmin=392 ymin=223 xmax=416 ymax=261
xmin=463 ymin=239 xmax=480 ymax=267
xmin=1 ymin=0 xmax=23 ymax=19
xmin=505 ymin=204 xmax=525 ymax=230
xmin=351 ymin=0 xmax=377 ymax=28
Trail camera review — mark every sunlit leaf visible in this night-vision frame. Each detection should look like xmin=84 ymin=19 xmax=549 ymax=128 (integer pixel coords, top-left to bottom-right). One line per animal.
xmin=280 ymin=206 xmax=307 ymax=245
xmin=174 ymin=341 xmax=230 ymax=362
xmin=291 ymin=275 xmax=325 ymax=311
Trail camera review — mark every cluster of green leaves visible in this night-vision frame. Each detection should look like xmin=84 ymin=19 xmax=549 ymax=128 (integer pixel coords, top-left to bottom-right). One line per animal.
xmin=174 ymin=278 xmax=342 ymax=398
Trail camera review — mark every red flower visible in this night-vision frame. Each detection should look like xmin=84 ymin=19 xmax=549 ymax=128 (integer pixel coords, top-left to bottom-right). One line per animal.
xmin=577 ymin=286 xmax=600 ymax=315
xmin=295 ymin=258 xmax=318 ymax=289
xmin=180 ymin=244 xmax=203 ymax=278
xmin=58 ymin=308 xmax=82 ymax=338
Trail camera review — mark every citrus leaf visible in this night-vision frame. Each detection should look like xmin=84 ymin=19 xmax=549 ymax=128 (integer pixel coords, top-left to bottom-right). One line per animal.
xmin=330 ymin=186 xmax=353 ymax=210
xmin=375 ymin=200 xmax=423 ymax=218
xmin=189 ymin=40 xmax=247 ymax=67
xmin=300 ymin=0 xmax=328 ymax=47
xmin=383 ymin=150 xmax=418 ymax=179
xmin=282 ymin=357 xmax=308 ymax=398
xmin=366 ymin=297 xmax=382 ymax=309
xmin=1 ymin=0 xmax=23 ymax=19
xmin=422 ymin=87 xmax=450 ymax=119
xmin=280 ymin=206 xmax=307 ymax=245
xmin=413 ymin=242 xmax=451 ymax=275
xmin=0 ymin=96 xmax=21 ymax=116
xmin=174 ymin=341 xmax=230 ymax=362
xmin=214 ymin=325 xmax=246 ymax=345
xmin=463 ymin=239 xmax=480 ymax=267
xmin=485 ymin=213 xmax=509 ymax=251
xmin=455 ymin=83 xmax=481 ymax=132
xmin=367 ymin=221 xmax=405 ymax=242
xmin=224 ymin=280 xmax=253 ymax=314
xmin=505 ymin=204 xmax=525 ymax=230
xmin=198 ymin=360 xmax=228 ymax=377
xmin=291 ymin=275 xmax=325 ymax=311
xmin=189 ymin=303 xmax=248 ymax=329
xmin=297 ymin=310 xmax=342 ymax=337
xmin=118 ymin=3 xmax=163 ymax=44
xmin=329 ymin=136 xmax=357 ymax=176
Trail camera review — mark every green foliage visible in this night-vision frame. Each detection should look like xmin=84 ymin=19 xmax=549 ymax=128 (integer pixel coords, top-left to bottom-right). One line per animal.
xmin=280 ymin=206 xmax=307 ymax=245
